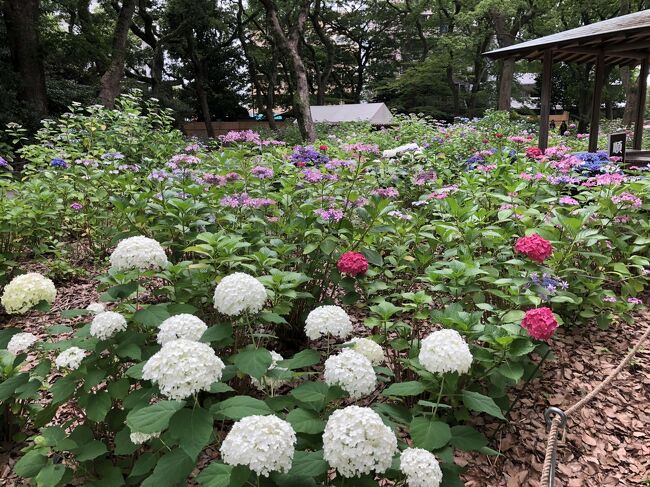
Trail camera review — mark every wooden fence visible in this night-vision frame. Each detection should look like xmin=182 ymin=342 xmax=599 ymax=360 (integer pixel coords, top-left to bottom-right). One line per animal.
xmin=182 ymin=121 xmax=289 ymax=138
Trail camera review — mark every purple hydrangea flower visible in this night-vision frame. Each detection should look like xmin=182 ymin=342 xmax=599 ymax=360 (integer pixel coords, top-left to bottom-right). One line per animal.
xmin=251 ymin=166 xmax=274 ymax=179
xmin=314 ymin=208 xmax=344 ymax=222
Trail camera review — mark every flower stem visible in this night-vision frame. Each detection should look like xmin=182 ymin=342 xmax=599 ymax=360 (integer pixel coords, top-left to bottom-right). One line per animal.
xmin=432 ymin=376 xmax=445 ymax=418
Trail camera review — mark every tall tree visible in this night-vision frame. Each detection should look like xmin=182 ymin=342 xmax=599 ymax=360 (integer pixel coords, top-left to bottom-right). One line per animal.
xmin=2 ymin=0 xmax=48 ymax=118
xmin=258 ymin=0 xmax=316 ymax=141
xmin=99 ymin=0 xmax=137 ymax=107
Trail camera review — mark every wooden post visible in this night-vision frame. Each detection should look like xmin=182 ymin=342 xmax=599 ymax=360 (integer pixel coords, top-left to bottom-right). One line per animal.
xmin=634 ymin=57 xmax=649 ymax=150
xmin=589 ymin=50 xmax=606 ymax=152
xmin=539 ymin=49 xmax=553 ymax=152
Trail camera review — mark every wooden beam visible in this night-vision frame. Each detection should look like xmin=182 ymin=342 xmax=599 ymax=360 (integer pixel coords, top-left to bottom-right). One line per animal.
xmin=539 ymin=49 xmax=553 ymax=152
xmin=589 ymin=50 xmax=606 ymax=152
xmin=634 ymin=57 xmax=649 ymax=150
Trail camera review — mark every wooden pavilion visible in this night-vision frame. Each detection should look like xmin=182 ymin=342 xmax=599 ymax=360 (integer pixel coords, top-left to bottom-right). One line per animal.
xmin=484 ymin=10 xmax=650 ymax=155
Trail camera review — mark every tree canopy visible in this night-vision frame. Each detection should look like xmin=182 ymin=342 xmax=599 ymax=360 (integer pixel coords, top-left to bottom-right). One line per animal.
xmin=1 ymin=0 xmax=649 ymax=138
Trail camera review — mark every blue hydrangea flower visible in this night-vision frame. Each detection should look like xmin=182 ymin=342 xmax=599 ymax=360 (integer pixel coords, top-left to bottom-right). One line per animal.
xmin=50 ymin=158 xmax=68 ymax=169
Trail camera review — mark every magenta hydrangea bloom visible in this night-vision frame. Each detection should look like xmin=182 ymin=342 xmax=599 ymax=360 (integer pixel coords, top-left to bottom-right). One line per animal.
xmin=521 ymin=307 xmax=558 ymax=341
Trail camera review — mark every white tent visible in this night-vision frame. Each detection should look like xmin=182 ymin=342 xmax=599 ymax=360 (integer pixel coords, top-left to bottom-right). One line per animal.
xmin=309 ymin=103 xmax=393 ymax=125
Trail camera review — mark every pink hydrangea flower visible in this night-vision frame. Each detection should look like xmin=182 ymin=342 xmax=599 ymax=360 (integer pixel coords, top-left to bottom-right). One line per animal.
xmin=521 ymin=307 xmax=558 ymax=341
xmin=514 ymin=234 xmax=553 ymax=263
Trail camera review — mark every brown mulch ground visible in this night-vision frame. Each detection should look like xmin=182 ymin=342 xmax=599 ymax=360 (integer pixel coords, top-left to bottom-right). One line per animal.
xmin=459 ymin=312 xmax=650 ymax=487
xmin=1 ymin=275 xmax=649 ymax=486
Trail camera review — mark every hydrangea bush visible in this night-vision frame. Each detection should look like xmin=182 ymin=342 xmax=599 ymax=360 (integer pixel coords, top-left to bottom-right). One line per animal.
xmin=1 ymin=96 xmax=649 ymax=486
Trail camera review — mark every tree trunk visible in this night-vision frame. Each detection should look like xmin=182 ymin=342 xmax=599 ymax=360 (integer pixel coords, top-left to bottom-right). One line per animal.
xmin=497 ymin=58 xmax=515 ymax=110
xmin=3 ymin=0 xmax=48 ymax=118
xmin=99 ymin=0 xmax=136 ymax=108
xmin=260 ymin=0 xmax=315 ymax=142
xmin=621 ymin=66 xmax=637 ymax=126
xmin=151 ymin=44 xmax=164 ymax=99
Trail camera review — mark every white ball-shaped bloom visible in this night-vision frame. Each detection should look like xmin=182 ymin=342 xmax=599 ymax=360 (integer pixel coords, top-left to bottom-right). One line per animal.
xmin=418 ymin=329 xmax=473 ymax=375
xmin=90 ymin=311 xmax=127 ymax=340
xmin=86 ymin=302 xmax=106 ymax=314
xmin=109 ymin=236 xmax=169 ymax=273
xmin=213 ymin=272 xmax=267 ymax=316
xmin=324 ymin=349 xmax=376 ymax=399
xmin=304 ymin=305 xmax=352 ymax=340
xmin=55 ymin=347 xmax=86 ymax=370
xmin=251 ymin=350 xmax=288 ymax=391
xmin=142 ymin=339 xmax=224 ymax=400
xmin=400 ymin=448 xmax=443 ymax=487
xmin=130 ymin=431 xmax=161 ymax=445
xmin=1 ymin=273 xmax=56 ymax=314
xmin=156 ymin=314 xmax=207 ymax=345
xmin=346 ymin=337 xmax=385 ymax=365
xmin=323 ymin=405 xmax=397 ymax=477
xmin=7 ymin=332 xmax=37 ymax=355
xmin=220 ymin=415 xmax=296 ymax=477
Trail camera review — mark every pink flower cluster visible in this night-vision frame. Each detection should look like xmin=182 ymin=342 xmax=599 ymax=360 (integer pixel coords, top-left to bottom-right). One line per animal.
xmin=426 ymin=185 xmax=459 ymax=200
xmin=525 ymin=147 xmax=543 ymax=159
xmin=559 ymin=196 xmax=578 ymax=206
xmin=520 ymin=172 xmax=545 ymax=181
xmin=219 ymin=130 xmax=284 ymax=146
xmin=550 ymin=156 xmax=581 ymax=173
xmin=314 ymin=207 xmax=344 ymax=222
xmin=414 ymin=170 xmax=437 ymax=186
xmin=371 ymin=187 xmax=400 ymax=198
xmin=611 ymin=192 xmax=642 ymax=209
xmin=220 ymin=193 xmax=275 ymax=208
xmin=475 ymin=164 xmax=497 ymax=172
xmin=337 ymin=251 xmax=369 ymax=277
xmin=521 ymin=307 xmax=558 ymax=341
xmin=582 ymin=173 xmax=625 ymax=187
xmin=343 ymin=143 xmax=380 ymax=154
xmin=514 ymin=233 xmax=553 ymax=263
xmin=167 ymin=154 xmax=200 ymax=169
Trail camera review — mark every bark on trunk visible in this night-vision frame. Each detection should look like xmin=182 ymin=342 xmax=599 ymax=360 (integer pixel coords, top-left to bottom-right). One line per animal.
xmin=187 ymin=34 xmax=215 ymax=138
xmin=497 ymin=58 xmax=515 ymax=110
xmin=260 ymin=0 xmax=315 ymax=142
xmin=622 ymin=66 xmax=637 ymax=126
xmin=3 ymin=0 xmax=48 ymax=118
xmin=99 ymin=0 xmax=136 ymax=108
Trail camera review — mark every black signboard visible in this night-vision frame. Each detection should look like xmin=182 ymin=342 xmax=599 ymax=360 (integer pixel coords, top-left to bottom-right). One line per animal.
xmin=608 ymin=132 xmax=626 ymax=162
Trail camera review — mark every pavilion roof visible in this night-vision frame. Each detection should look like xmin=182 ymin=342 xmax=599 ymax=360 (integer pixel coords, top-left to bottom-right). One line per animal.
xmin=484 ymin=9 xmax=650 ymax=66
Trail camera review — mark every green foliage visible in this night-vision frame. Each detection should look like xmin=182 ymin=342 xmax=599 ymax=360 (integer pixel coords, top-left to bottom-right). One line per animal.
xmin=2 ymin=98 xmax=650 ymax=486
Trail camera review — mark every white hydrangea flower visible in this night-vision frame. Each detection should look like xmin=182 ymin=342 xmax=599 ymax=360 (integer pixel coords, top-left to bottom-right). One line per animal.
xmin=346 ymin=337 xmax=385 ymax=365
xmin=156 ymin=314 xmax=207 ymax=345
xmin=109 ymin=236 xmax=169 ymax=273
xmin=220 ymin=415 xmax=296 ymax=477
xmin=250 ymin=350 xmax=288 ymax=391
xmin=86 ymin=302 xmax=106 ymax=314
xmin=6 ymin=332 xmax=37 ymax=355
xmin=323 ymin=405 xmax=397 ymax=478
xmin=1 ymin=273 xmax=56 ymax=314
xmin=213 ymin=272 xmax=267 ymax=316
xmin=55 ymin=347 xmax=86 ymax=370
xmin=324 ymin=349 xmax=376 ymax=399
xmin=90 ymin=311 xmax=127 ymax=340
xmin=142 ymin=339 xmax=225 ymax=400
xmin=304 ymin=305 xmax=352 ymax=340
xmin=129 ymin=431 xmax=161 ymax=445
xmin=419 ymin=329 xmax=473 ymax=375
xmin=400 ymin=448 xmax=443 ymax=487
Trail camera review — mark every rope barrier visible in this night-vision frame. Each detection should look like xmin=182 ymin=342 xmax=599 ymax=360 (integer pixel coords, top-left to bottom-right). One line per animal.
xmin=540 ymin=319 xmax=650 ymax=487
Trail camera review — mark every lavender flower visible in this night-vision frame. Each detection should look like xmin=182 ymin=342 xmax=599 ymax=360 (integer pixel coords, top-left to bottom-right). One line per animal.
xmin=251 ymin=166 xmax=274 ymax=179
xmin=314 ymin=208 xmax=344 ymax=222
